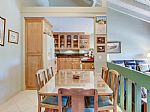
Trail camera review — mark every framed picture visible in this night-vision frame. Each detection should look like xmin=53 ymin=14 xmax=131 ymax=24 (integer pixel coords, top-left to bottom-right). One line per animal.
xmin=95 ymin=16 xmax=107 ymax=34
xmin=107 ymin=41 xmax=121 ymax=53
xmin=8 ymin=29 xmax=19 ymax=44
xmin=0 ymin=16 xmax=6 ymax=46
xmin=97 ymin=36 xmax=105 ymax=44
xmin=97 ymin=45 xmax=105 ymax=52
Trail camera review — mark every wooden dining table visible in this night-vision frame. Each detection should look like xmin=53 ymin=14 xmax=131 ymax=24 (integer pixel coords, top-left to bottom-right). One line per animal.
xmin=39 ymin=69 xmax=113 ymax=96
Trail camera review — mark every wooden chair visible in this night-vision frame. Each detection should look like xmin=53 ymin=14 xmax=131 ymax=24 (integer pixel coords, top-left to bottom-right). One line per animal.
xmin=35 ymin=69 xmax=68 ymax=112
xmin=35 ymin=69 xmax=48 ymax=90
xmin=101 ymin=67 xmax=109 ymax=83
xmin=46 ymin=67 xmax=53 ymax=81
xmin=51 ymin=66 xmax=54 ymax=76
xmin=86 ymin=70 xmax=120 ymax=112
xmin=58 ymin=88 xmax=98 ymax=112
xmin=98 ymin=70 xmax=120 ymax=112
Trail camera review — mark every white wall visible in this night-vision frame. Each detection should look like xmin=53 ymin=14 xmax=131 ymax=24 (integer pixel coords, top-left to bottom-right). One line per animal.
xmin=48 ymin=17 xmax=94 ymax=48
xmin=107 ymin=8 xmax=150 ymax=60
xmin=0 ymin=0 xmax=22 ymax=104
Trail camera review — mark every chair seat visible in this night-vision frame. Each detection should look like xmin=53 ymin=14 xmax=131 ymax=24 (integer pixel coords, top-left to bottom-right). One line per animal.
xmin=42 ymin=96 xmax=68 ymax=106
xmin=86 ymin=96 xmax=112 ymax=108
xmin=65 ymin=108 xmax=94 ymax=112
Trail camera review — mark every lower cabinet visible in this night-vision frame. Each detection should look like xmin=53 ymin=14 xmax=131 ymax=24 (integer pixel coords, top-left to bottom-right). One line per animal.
xmin=25 ymin=55 xmax=42 ymax=89
xmin=82 ymin=62 xmax=94 ymax=70
xmin=57 ymin=57 xmax=80 ymax=70
xmin=72 ymin=58 xmax=80 ymax=69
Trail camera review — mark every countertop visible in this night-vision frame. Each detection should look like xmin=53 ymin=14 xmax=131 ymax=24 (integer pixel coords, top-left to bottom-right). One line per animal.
xmin=81 ymin=57 xmax=94 ymax=62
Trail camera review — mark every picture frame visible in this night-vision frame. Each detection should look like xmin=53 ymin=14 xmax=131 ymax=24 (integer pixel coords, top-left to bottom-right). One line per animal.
xmin=97 ymin=36 xmax=105 ymax=44
xmin=95 ymin=16 xmax=107 ymax=34
xmin=8 ymin=29 xmax=19 ymax=44
xmin=0 ymin=16 xmax=6 ymax=46
xmin=107 ymin=41 xmax=121 ymax=53
xmin=97 ymin=45 xmax=105 ymax=52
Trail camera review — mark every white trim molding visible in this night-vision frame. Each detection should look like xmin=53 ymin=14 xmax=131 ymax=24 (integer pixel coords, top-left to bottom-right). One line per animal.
xmin=21 ymin=7 xmax=106 ymax=17
xmin=135 ymin=0 xmax=150 ymax=6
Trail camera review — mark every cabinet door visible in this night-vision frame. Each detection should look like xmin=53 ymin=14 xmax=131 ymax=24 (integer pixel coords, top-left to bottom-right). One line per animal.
xmin=54 ymin=34 xmax=59 ymax=49
xmin=26 ymin=55 xmax=42 ymax=89
xmin=59 ymin=58 xmax=66 ymax=70
xmin=73 ymin=35 xmax=79 ymax=49
xmin=25 ymin=20 xmax=43 ymax=54
xmin=79 ymin=35 xmax=89 ymax=49
xmin=60 ymin=35 xmax=66 ymax=49
xmin=66 ymin=35 xmax=72 ymax=48
xmin=72 ymin=58 xmax=80 ymax=69
xmin=66 ymin=58 xmax=73 ymax=69
xmin=82 ymin=62 xmax=94 ymax=70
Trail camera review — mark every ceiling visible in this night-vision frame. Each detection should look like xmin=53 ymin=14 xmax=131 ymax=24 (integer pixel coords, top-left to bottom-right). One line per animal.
xmin=21 ymin=0 xmax=101 ymax=7
xmin=108 ymin=0 xmax=150 ymax=23
xmin=21 ymin=0 xmax=150 ymax=22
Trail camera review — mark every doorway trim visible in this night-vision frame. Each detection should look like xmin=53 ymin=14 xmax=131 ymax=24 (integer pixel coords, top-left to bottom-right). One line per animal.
xmin=21 ymin=7 xmax=106 ymax=90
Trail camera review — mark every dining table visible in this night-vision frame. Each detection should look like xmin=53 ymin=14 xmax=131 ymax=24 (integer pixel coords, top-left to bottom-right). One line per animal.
xmin=39 ymin=69 xmax=113 ymax=96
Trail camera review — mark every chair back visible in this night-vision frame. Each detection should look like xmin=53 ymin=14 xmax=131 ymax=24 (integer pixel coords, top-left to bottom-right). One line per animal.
xmin=58 ymin=88 xmax=98 ymax=112
xmin=46 ymin=67 xmax=53 ymax=80
xmin=107 ymin=70 xmax=120 ymax=105
xmin=102 ymin=67 xmax=109 ymax=83
xmin=51 ymin=66 xmax=54 ymax=76
xmin=35 ymin=69 xmax=48 ymax=90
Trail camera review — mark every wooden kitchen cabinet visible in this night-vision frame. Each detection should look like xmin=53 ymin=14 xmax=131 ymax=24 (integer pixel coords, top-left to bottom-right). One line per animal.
xmin=57 ymin=57 xmax=81 ymax=70
xmin=82 ymin=62 xmax=94 ymax=70
xmin=25 ymin=55 xmax=42 ymax=89
xmin=25 ymin=17 xmax=53 ymax=89
xmin=25 ymin=20 xmax=43 ymax=54
xmin=72 ymin=58 xmax=80 ymax=69
xmin=53 ymin=32 xmax=89 ymax=50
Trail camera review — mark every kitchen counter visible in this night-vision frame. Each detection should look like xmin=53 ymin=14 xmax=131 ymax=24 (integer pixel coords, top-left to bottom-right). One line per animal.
xmin=81 ymin=57 xmax=94 ymax=62
xmin=55 ymin=53 xmax=84 ymax=57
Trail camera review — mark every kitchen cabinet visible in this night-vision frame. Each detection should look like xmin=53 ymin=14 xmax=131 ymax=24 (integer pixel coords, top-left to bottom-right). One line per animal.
xmin=82 ymin=61 xmax=94 ymax=70
xmin=25 ymin=17 xmax=54 ymax=89
xmin=53 ymin=32 xmax=89 ymax=50
xmin=25 ymin=55 xmax=42 ymax=89
xmin=57 ymin=57 xmax=81 ymax=71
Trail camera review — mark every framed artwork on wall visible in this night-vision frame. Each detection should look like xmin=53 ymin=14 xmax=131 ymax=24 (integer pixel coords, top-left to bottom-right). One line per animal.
xmin=0 ymin=16 xmax=6 ymax=46
xmin=97 ymin=45 xmax=105 ymax=52
xmin=95 ymin=16 xmax=107 ymax=34
xmin=97 ymin=36 xmax=105 ymax=44
xmin=8 ymin=29 xmax=19 ymax=44
xmin=107 ymin=41 xmax=121 ymax=53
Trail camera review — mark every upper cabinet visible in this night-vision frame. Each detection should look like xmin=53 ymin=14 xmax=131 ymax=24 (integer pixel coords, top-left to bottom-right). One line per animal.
xmin=53 ymin=32 xmax=90 ymax=50
xmin=25 ymin=18 xmax=53 ymax=54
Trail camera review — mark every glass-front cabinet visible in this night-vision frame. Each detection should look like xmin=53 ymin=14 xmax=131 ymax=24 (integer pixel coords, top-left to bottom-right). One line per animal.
xmin=53 ymin=32 xmax=89 ymax=50
xmin=54 ymin=34 xmax=59 ymax=49
xmin=73 ymin=35 xmax=79 ymax=48
xmin=60 ymin=35 xmax=65 ymax=48
xmin=79 ymin=35 xmax=89 ymax=49
xmin=66 ymin=35 xmax=72 ymax=48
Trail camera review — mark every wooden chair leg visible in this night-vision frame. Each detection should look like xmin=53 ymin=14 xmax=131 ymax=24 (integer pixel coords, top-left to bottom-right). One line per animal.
xmin=38 ymin=106 xmax=41 ymax=112
xmin=45 ymin=108 xmax=53 ymax=112
xmin=113 ymin=108 xmax=117 ymax=112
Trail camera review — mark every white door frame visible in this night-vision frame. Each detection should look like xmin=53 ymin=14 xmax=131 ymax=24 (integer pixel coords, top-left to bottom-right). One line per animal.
xmin=21 ymin=7 xmax=107 ymax=89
